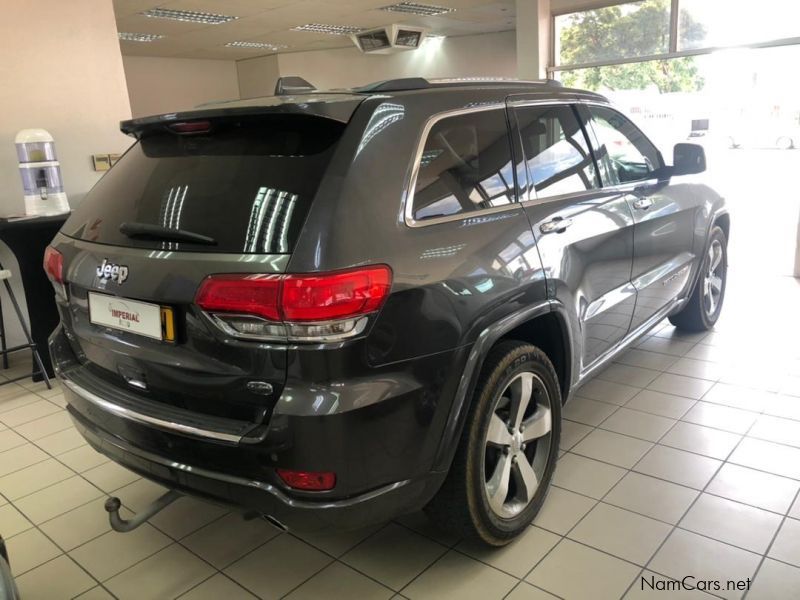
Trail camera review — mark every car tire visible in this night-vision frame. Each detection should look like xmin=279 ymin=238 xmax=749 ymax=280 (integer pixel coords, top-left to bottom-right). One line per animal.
xmin=776 ymin=136 xmax=794 ymax=150
xmin=425 ymin=340 xmax=561 ymax=546
xmin=669 ymin=225 xmax=728 ymax=332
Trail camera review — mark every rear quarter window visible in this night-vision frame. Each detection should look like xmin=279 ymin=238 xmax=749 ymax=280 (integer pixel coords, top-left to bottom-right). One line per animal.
xmin=410 ymin=109 xmax=515 ymax=222
xmin=63 ymin=115 xmax=345 ymax=254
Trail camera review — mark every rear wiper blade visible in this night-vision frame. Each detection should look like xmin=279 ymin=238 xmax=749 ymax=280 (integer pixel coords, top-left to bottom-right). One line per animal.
xmin=119 ymin=222 xmax=217 ymax=246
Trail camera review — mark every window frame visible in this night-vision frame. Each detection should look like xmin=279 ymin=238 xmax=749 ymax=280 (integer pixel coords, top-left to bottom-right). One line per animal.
xmin=509 ymin=100 xmax=603 ymax=205
xmin=403 ymin=104 xmax=521 ymax=228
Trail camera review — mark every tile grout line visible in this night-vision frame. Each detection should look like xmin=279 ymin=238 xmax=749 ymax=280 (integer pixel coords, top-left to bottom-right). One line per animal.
xmin=621 ymin=408 xmax=764 ymax=600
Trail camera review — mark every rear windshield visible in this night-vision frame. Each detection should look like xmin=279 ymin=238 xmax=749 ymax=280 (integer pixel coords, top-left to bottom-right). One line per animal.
xmin=63 ymin=115 xmax=345 ymax=253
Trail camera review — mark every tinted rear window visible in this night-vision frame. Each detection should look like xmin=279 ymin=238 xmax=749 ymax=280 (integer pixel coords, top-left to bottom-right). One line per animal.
xmin=63 ymin=115 xmax=345 ymax=253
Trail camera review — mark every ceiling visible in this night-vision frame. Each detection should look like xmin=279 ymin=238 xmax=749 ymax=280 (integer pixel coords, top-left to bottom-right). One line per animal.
xmin=114 ymin=0 xmax=517 ymax=60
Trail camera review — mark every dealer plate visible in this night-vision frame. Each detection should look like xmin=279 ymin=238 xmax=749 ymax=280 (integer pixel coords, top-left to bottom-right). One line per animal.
xmin=88 ymin=292 xmax=171 ymax=341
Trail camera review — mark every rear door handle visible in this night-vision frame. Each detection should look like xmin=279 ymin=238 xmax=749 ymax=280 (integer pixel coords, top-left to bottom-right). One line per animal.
xmin=540 ymin=217 xmax=573 ymax=234
xmin=632 ymin=197 xmax=654 ymax=210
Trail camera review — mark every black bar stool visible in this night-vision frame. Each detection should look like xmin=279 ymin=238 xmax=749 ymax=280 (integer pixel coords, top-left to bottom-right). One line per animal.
xmin=0 ymin=264 xmax=51 ymax=389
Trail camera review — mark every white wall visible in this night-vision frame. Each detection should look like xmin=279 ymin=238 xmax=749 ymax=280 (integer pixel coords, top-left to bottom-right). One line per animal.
xmin=0 ymin=0 xmax=132 ymax=213
xmin=237 ymin=55 xmax=281 ymax=100
xmin=236 ymin=31 xmax=517 ymax=96
xmin=123 ymin=56 xmax=240 ymax=117
xmin=0 ymin=0 xmax=132 ymax=348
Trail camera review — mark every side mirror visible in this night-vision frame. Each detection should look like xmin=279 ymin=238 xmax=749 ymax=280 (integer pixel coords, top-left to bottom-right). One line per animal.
xmin=672 ymin=143 xmax=706 ymax=175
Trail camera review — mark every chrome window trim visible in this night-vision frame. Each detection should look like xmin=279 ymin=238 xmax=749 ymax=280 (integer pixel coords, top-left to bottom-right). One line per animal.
xmin=401 ymin=97 xmax=668 ymax=227
xmin=62 ymin=379 xmax=245 ymax=444
xmin=403 ymin=103 xmax=514 ymax=228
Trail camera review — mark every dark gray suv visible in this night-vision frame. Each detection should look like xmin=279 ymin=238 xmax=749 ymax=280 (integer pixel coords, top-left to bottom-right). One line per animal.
xmin=45 ymin=77 xmax=728 ymax=546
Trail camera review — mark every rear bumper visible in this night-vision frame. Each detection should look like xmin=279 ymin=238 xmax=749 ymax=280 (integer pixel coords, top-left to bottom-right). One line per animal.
xmin=51 ymin=325 xmax=458 ymax=531
xmin=67 ymin=402 xmax=438 ymax=531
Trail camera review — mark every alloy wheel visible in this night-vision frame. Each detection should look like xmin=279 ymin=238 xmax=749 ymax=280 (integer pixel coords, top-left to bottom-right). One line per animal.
xmin=483 ymin=371 xmax=552 ymax=519
xmin=703 ymin=239 xmax=724 ymax=317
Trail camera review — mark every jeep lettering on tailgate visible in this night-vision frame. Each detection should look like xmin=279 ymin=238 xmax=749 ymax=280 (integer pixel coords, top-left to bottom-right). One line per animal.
xmin=96 ymin=259 xmax=128 ymax=284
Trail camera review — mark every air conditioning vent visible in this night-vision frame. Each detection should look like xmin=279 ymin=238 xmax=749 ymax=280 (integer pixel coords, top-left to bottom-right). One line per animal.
xmin=351 ymin=25 xmax=429 ymax=54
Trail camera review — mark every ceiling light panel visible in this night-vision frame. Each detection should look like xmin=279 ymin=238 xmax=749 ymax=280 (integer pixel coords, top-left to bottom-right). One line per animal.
xmin=141 ymin=8 xmax=239 ymax=25
xmin=292 ymin=23 xmax=363 ymax=35
xmin=380 ymin=2 xmax=455 ymax=16
xmin=225 ymin=41 xmax=288 ymax=50
xmin=118 ymin=32 xmax=165 ymax=42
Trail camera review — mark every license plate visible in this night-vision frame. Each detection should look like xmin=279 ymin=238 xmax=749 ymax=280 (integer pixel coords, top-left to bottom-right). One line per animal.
xmin=88 ymin=292 xmax=172 ymax=341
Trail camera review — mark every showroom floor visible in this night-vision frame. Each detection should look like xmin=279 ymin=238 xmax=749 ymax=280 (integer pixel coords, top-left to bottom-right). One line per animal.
xmin=1 ymin=268 xmax=800 ymax=600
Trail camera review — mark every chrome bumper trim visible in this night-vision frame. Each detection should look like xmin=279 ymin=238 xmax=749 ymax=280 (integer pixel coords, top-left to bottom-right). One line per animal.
xmin=62 ymin=379 xmax=244 ymax=444
xmin=70 ymin=410 xmax=411 ymax=510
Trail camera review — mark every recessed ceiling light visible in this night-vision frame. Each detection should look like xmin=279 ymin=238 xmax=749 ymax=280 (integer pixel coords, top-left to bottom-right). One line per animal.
xmin=292 ymin=23 xmax=362 ymax=35
xmin=380 ymin=2 xmax=455 ymax=16
xmin=141 ymin=8 xmax=239 ymax=25
xmin=118 ymin=32 xmax=165 ymax=42
xmin=225 ymin=41 xmax=288 ymax=50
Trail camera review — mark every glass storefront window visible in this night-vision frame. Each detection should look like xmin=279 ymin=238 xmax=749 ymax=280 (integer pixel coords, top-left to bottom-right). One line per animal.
xmin=555 ymin=0 xmax=670 ymax=67
xmin=679 ymin=0 xmax=800 ymax=50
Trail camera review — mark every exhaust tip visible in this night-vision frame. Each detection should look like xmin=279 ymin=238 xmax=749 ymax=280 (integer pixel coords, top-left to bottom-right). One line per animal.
xmin=261 ymin=514 xmax=289 ymax=532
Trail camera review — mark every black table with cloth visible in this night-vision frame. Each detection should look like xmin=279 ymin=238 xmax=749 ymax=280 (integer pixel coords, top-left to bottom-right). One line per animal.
xmin=0 ymin=213 xmax=69 ymax=380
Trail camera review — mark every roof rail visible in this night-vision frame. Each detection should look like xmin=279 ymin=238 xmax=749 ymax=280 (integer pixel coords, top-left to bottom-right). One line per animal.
xmin=428 ymin=77 xmax=562 ymax=87
xmin=353 ymin=77 xmax=432 ymax=93
xmin=352 ymin=77 xmax=563 ymax=93
xmin=274 ymin=76 xmax=317 ymax=96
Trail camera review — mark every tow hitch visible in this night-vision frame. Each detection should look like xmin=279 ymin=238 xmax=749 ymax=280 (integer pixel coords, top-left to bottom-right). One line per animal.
xmin=104 ymin=489 xmax=183 ymax=533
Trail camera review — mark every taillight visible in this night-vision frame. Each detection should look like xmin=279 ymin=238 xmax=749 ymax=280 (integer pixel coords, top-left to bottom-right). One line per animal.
xmin=276 ymin=469 xmax=336 ymax=491
xmin=194 ymin=265 xmax=392 ymax=342
xmin=281 ymin=267 xmax=391 ymax=321
xmin=44 ymin=246 xmax=66 ymax=298
xmin=194 ymin=274 xmax=281 ymax=321
xmin=44 ymin=246 xmax=63 ymax=284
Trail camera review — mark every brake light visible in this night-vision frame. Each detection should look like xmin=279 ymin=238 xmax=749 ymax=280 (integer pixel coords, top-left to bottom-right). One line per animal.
xmin=168 ymin=120 xmax=211 ymax=134
xmin=276 ymin=468 xmax=336 ymax=491
xmin=44 ymin=246 xmax=63 ymax=284
xmin=195 ymin=266 xmax=391 ymax=341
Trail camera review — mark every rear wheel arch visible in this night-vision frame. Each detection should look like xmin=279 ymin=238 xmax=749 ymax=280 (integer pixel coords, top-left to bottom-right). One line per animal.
xmin=497 ymin=311 xmax=571 ymax=403
xmin=714 ymin=212 xmax=730 ymax=242
xmin=431 ymin=305 xmax=572 ymax=473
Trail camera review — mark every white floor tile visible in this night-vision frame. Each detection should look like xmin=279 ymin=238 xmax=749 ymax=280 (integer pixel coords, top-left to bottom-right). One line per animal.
xmin=680 ymin=493 xmax=782 ymax=554
xmin=569 ymin=502 xmax=671 ymax=564
xmin=224 ymin=534 xmax=331 ymax=598
xmin=634 ymin=444 xmax=721 ymax=489
xmin=527 ymin=538 xmax=639 ymax=600
xmin=748 ymin=558 xmax=800 ymax=600
xmin=14 ymin=555 xmax=95 ymax=600
xmin=105 ymin=544 xmax=215 ymax=600
xmin=552 ymin=453 xmax=627 ymax=499
xmin=457 ymin=526 xmax=560 ymax=578
xmin=342 ymin=523 xmax=447 ymax=590
xmin=649 ymin=529 xmax=760 ymax=600
xmin=605 ymin=471 xmax=698 ymax=524
xmin=403 ymin=549 xmax=518 ymax=600
xmin=767 ymin=517 xmax=800 ymax=567
xmin=706 ymin=463 xmax=800 ymax=514
xmin=659 ymin=421 xmax=742 ymax=460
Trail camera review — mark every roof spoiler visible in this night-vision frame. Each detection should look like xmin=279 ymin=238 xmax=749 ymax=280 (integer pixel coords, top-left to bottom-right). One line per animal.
xmin=274 ymin=76 xmax=317 ymax=96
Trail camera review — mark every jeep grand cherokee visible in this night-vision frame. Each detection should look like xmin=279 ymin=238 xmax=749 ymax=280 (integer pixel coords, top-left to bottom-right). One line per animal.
xmin=46 ymin=77 xmax=728 ymax=545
